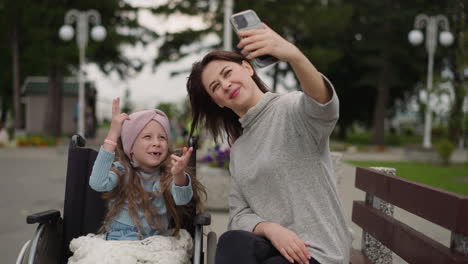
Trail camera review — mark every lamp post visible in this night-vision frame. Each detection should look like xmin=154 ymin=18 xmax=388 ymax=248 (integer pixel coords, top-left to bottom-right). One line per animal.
xmin=223 ymin=0 xmax=233 ymax=51
xmin=408 ymin=14 xmax=453 ymax=149
xmin=59 ymin=10 xmax=106 ymax=137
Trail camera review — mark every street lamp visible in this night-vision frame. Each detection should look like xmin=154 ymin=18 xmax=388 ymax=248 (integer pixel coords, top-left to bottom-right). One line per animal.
xmin=408 ymin=14 xmax=453 ymax=149
xmin=223 ymin=0 xmax=233 ymax=51
xmin=59 ymin=10 xmax=106 ymax=137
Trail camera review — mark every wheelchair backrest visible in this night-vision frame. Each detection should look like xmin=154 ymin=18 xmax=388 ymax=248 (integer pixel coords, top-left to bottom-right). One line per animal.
xmin=61 ymin=142 xmax=104 ymax=262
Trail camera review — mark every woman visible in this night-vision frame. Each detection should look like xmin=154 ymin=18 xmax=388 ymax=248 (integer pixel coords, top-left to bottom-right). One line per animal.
xmin=187 ymin=23 xmax=351 ymax=264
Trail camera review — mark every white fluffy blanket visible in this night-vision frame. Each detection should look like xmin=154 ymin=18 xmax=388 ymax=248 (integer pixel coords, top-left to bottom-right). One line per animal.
xmin=68 ymin=229 xmax=193 ymax=264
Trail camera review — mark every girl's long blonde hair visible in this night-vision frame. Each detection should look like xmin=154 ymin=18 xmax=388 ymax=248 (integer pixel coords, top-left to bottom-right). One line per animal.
xmin=100 ymin=139 xmax=206 ymax=239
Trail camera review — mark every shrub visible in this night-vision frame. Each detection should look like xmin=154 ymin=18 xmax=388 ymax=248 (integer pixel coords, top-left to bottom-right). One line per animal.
xmin=432 ymin=126 xmax=448 ymax=140
xmin=346 ymin=132 xmax=371 ymax=145
xmin=16 ymin=135 xmax=57 ymax=147
xmin=436 ymin=139 xmax=455 ymax=165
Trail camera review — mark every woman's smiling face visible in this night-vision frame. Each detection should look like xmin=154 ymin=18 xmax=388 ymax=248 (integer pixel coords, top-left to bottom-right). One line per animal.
xmin=201 ymin=60 xmax=263 ymax=116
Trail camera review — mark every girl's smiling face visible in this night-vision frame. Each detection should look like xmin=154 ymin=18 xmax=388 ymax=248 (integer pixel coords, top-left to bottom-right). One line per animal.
xmin=130 ymin=120 xmax=168 ymax=172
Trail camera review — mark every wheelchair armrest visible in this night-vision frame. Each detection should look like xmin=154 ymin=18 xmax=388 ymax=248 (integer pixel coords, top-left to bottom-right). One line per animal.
xmin=27 ymin=209 xmax=61 ymax=224
xmin=194 ymin=211 xmax=211 ymax=226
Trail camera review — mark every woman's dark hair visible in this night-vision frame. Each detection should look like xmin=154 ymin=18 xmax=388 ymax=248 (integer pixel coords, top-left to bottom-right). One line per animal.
xmin=187 ymin=50 xmax=269 ymax=143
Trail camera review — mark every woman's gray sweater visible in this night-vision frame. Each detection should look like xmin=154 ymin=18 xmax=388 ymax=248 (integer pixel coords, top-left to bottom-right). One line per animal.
xmin=228 ymin=78 xmax=351 ymax=264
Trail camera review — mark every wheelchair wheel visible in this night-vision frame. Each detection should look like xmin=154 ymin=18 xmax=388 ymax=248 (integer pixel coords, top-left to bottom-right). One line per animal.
xmin=206 ymin=231 xmax=217 ymax=264
xmin=28 ymin=220 xmax=62 ymax=264
xmin=16 ymin=240 xmax=31 ymax=264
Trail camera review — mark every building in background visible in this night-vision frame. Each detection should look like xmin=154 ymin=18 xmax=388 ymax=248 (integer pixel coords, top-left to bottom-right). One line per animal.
xmin=21 ymin=77 xmax=97 ymax=137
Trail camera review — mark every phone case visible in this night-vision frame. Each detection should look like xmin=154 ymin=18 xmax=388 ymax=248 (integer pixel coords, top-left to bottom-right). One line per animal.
xmin=230 ymin=10 xmax=278 ymax=68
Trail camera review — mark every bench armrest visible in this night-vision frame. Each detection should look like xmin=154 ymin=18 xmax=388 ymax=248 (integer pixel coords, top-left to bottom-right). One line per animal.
xmin=27 ymin=209 xmax=61 ymax=224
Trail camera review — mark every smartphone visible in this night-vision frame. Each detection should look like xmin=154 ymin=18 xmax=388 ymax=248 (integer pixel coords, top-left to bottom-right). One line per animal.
xmin=230 ymin=10 xmax=278 ymax=68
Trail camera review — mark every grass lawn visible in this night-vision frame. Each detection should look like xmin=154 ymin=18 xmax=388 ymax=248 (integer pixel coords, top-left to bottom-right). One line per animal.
xmin=346 ymin=161 xmax=468 ymax=196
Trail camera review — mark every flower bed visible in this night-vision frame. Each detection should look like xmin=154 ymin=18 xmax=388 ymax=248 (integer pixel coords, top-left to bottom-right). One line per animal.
xmin=16 ymin=135 xmax=57 ymax=147
xmin=200 ymin=145 xmax=230 ymax=169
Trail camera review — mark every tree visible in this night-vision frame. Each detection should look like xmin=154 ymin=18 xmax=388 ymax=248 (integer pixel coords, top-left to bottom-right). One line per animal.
xmin=150 ymin=0 xmax=358 ymax=130
xmin=2 ymin=0 xmax=23 ymax=131
xmin=2 ymin=0 xmax=156 ymax=136
xmin=148 ymin=0 xmax=454 ymax=144
xmin=447 ymin=0 xmax=467 ymax=145
xmin=0 ymin=0 xmax=13 ymax=124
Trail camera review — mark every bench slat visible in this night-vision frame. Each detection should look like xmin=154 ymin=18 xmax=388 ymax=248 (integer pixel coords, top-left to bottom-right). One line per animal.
xmin=355 ymin=167 xmax=468 ymax=234
xmin=352 ymin=201 xmax=468 ymax=264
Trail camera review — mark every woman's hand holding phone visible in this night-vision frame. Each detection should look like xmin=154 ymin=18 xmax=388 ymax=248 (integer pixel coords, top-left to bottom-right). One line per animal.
xmin=230 ymin=10 xmax=279 ymax=68
xmin=236 ymin=23 xmax=302 ymax=65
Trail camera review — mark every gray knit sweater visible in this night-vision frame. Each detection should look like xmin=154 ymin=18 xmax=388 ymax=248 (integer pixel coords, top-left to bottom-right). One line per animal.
xmin=228 ymin=78 xmax=351 ymax=264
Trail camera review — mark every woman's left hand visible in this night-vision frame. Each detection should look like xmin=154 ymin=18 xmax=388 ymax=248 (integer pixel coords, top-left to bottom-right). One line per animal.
xmin=255 ymin=222 xmax=311 ymax=264
xmin=237 ymin=23 xmax=301 ymax=63
xmin=170 ymin=146 xmax=193 ymax=186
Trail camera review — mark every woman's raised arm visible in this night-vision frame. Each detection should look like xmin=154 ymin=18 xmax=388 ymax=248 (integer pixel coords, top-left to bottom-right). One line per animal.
xmin=237 ymin=23 xmax=332 ymax=104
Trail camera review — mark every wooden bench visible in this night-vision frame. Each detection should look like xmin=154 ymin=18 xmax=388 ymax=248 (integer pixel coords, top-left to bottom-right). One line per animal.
xmin=350 ymin=167 xmax=468 ymax=264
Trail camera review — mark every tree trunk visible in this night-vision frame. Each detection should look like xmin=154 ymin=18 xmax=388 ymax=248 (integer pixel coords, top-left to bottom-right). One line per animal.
xmin=371 ymin=77 xmax=389 ymax=145
xmin=371 ymin=9 xmax=392 ymax=146
xmin=0 ymin=100 xmax=8 ymax=123
xmin=272 ymin=63 xmax=279 ymax=92
xmin=43 ymin=66 xmax=63 ymax=137
xmin=449 ymin=72 xmax=464 ymax=145
xmin=371 ymin=57 xmax=390 ymax=145
xmin=448 ymin=0 xmax=466 ymax=146
xmin=11 ymin=15 xmax=22 ymax=130
xmin=338 ymin=121 xmax=350 ymax=141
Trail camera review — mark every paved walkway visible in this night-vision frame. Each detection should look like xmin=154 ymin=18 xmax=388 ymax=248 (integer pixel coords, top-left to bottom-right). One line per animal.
xmin=2 ymin=141 xmax=466 ymax=263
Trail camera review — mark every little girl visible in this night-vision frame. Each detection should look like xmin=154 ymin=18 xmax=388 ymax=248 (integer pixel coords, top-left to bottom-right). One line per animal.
xmin=89 ymin=98 xmax=205 ymax=240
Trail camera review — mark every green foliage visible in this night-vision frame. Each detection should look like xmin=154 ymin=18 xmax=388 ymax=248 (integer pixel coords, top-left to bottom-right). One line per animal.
xmin=156 ymin=102 xmax=180 ymax=119
xmin=347 ymin=160 xmax=468 ymax=195
xmin=147 ymin=0 xmax=460 ymax=144
xmin=1 ymin=0 xmax=157 ymax=129
xmin=436 ymin=139 xmax=455 ymax=165
xmin=342 ymin=131 xmax=421 ymax=146
xmin=98 ymin=120 xmax=111 ymax=129
xmin=432 ymin=125 xmax=449 ymax=139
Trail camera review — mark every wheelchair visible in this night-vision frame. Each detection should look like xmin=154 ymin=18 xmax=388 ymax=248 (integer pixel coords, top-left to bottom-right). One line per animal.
xmin=16 ymin=135 xmax=217 ymax=264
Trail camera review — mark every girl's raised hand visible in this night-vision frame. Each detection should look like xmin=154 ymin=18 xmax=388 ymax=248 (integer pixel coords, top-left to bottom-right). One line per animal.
xmin=171 ymin=146 xmax=193 ymax=186
xmin=106 ymin=98 xmax=130 ymax=142
xmin=237 ymin=23 xmax=301 ymax=64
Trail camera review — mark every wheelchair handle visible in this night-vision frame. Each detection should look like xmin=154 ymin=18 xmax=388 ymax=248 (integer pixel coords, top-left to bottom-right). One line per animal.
xmin=70 ymin=134 xmax=86 ymax=148
xmin=188 ymin=136 xmax=198 ymax=170
xmin=188 ymin=136 xmax=198 ymax=149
